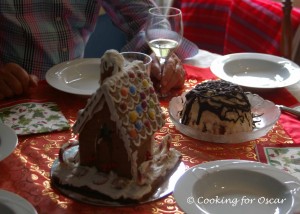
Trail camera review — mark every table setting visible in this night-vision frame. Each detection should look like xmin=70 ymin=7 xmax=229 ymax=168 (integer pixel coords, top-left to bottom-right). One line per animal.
xmin=1 ymin=5 xmax=300 ymax=214
xmin=0 ymin=50 xmax=300 ymax=213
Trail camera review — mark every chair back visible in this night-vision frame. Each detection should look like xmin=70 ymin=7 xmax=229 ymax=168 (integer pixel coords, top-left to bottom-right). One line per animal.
xmin=281 ymin=0 xmax=293 ymax=59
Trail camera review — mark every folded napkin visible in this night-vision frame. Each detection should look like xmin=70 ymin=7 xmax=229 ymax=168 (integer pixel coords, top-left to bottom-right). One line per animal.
xmin=256 ymin=143 xmax=300 ymax=181
xmin=184 ymin=64 xmax=217 ymax=81
xmin=279 ymin=104 xmax=300 ymax=143
xmin=0 ymin=100 xmax=70 ymax=135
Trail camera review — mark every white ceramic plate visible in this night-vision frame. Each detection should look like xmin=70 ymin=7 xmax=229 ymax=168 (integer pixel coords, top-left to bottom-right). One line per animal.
xmin=0 ymin=190 xmax=37 ymax=214
xmin=169 ymin=92 xmax=280 ymax=143
xmin=0 ymin=123 xmax=18 ymax=161
xmin=210 ymin=53 xmax=300 ymax=88
xmin=46 ymin=58 xmax=100 ymax=95
xmin=174 ymin=160 xmax=300 ymax=214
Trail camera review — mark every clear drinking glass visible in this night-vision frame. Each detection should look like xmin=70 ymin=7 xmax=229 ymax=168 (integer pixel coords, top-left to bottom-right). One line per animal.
xmin=121 ymin=52 xmax=152 ymax=75
xmin=145 ymin=7 xmax=183 ymax=98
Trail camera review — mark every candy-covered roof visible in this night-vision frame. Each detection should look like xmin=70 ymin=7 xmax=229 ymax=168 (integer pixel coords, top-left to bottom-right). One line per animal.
xmin=73 ymin=52 xmax=164 ymax=149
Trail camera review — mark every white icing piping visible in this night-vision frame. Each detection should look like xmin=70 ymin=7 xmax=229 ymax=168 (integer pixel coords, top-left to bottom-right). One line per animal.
xmin=73 ymin=88 xmax=104 ymax=134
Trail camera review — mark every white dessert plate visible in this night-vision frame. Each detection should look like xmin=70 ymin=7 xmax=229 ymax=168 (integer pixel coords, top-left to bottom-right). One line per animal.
xmin=174 ymin=159 xmax=300 ymax=214
xmin=0 ymin=189 xmax=37 ymax=214
xmin=169 ymin=92 xmax=280 ymax=143
xmin=210 ymin=53 xmax=300 ymax=88
xmin=46 ymin=58 xmax=100 ymax=95
xmin=0 ymin=123 xmax=18 ymax=161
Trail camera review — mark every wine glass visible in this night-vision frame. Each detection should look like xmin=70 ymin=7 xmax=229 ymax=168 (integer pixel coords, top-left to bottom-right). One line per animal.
xmin=145 ymin=7 xmax=183 ymax=98
xmin=121 ymin=52 xmax=152 ymax=75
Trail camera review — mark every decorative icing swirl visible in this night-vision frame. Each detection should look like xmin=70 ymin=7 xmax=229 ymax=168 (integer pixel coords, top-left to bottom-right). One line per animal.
xmin=181 ymin=80 xmax=253 ymax=130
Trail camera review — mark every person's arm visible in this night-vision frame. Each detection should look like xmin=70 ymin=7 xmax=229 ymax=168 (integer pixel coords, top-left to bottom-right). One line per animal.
xmin=101 ymin=0 xmax=156 ymax=54
xmin=0 ymin=63 xmax=38 ymax=100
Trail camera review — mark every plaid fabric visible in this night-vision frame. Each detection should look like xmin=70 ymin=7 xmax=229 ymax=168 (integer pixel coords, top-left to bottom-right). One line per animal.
xmin=178 ymin=0 xmax=300 ymax=55
xmin=0 ymin=0 xmax=100 ymax=79
xmin=0 ymin=0 xmax=199 ymax=80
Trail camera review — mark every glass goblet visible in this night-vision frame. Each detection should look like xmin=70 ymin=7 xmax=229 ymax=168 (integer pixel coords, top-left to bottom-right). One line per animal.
xmin=145 ymin=7 xmax=183 ymax=98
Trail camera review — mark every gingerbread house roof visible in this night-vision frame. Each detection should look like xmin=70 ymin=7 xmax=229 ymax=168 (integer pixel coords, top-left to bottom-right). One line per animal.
xmin=73 ymin=53 xmax=164 ymax=150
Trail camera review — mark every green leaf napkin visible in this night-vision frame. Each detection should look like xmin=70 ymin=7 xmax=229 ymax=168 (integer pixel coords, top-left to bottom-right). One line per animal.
xmin=256 ymin=143 xmax=300 ymax=181
xmin=0 ymin=101 xmax=70 ymax=135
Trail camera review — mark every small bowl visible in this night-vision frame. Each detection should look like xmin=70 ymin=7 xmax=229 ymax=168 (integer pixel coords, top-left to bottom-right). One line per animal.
xmin=174 ymin=160 xmax=300 ymax=214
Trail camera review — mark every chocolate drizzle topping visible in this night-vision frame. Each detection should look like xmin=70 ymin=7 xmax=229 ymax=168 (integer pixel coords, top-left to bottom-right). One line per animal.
xmin=181 ymin=80 xmax=252 ymax=129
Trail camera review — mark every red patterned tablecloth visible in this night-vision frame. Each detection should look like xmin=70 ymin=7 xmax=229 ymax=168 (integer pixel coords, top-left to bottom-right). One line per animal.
xmin=0 ymin=65 xmax=299 ymax=214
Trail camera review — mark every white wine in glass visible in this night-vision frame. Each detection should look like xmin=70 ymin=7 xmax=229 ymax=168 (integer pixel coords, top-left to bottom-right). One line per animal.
xmin=148 ymin=38 xmax=179 ymax=61
xmin=145 ymin=7 xmax=183 ymax=97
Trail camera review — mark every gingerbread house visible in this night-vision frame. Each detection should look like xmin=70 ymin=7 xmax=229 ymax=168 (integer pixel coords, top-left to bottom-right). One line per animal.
xmin=72 ymin=50 xmax=167 ymax=182
xmin=52 ymin=50 xmax=181 ymax=200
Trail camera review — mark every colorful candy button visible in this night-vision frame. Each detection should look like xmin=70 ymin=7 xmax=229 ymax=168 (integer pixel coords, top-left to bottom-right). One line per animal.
xmin=129 ymin=85 xmax=136 ymax=95
xmin=136 ymin=104 xmax=143 ymax=114
xmin=121 ymin=87 xmax=128 ymax=96
xmin=135 ymin=120 xmax=143 ymax=131
xmin=128 ymin=128 xmax=138 ymax=138
xmin=141 ymin=100 xmax=147 ymax=109
xmin=149 ymin=99 xmax=155 ymax=108
xmin=149 ymin=87 xmax=155 ymax=94
xmin=129 ymin=111 xmax=138 ymax=123
xmin=144 ymin=119 xmax=151 ymax=129
xmin=119 ymin=102 xmax=127 ymax=112
xmin=140 ymin=92 xmax=146 ymax=100
xmin=142 ymin=79 xmax=149 ymax=87
xmin=128 ymin=71 xmax=135 ymax=78
xmin=148 ymin=108 xmax=156 ymax=120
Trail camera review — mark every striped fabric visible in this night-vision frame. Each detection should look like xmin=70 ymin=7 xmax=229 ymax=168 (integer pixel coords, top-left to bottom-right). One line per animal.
xmin=178 ymin=0 xmax=300 ymax=56
xmin=180 ymin=0 xmax=232 ymax=54
xmin=224 ymin=0 xmax=300 ymax=55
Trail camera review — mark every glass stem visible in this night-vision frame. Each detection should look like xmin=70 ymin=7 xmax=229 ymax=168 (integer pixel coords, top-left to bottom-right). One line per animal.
xmin=158 ymin=55 xmax=170 ymax=87
xmin=160 ymin=60 xmax=166 ymax=81
xmin=156 ymin=54 xmax=172 ymax=97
